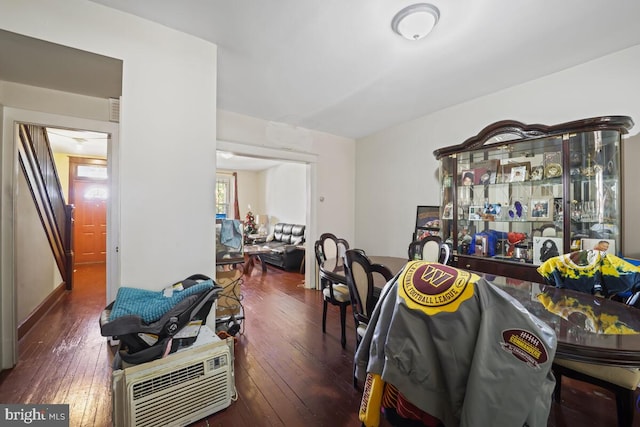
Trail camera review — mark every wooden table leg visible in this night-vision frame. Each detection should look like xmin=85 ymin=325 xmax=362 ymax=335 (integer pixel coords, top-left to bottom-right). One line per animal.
xmin=257 ymin=255 xmax=268 ymax=272
xmin=243 ymin=253 xmax=254 ymax=276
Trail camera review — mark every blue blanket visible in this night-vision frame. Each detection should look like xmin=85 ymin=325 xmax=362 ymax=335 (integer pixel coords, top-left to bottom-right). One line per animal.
xmin=108 ymin=280 xmax=214 ymax=324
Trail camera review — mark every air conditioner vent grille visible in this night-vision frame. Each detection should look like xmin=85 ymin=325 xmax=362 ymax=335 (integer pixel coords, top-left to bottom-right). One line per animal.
xmin=132 ymin=370 xmax=229 ymax=427
xmin=109 ymin=98 xmax=120 ymax=123
xmin=132 ymin=361 xmax=204 ymax=400
xmin=113 ymin=336 xmax=234 ymax=427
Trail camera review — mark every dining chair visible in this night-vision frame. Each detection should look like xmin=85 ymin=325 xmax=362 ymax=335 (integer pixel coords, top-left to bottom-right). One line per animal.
xmin=343 ymin=248 xmax=393 ymax=387
xmin=315 ymin=233 xmax=351 ymax=348
xmin=408 ymin=235 xmax=450 ymax=265
xmin=539 ymin=251 xmax=640 ymax=427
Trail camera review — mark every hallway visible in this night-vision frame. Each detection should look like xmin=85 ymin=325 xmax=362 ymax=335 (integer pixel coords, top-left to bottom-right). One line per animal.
xmin=0 ymin=263 xmax=111 ymax=425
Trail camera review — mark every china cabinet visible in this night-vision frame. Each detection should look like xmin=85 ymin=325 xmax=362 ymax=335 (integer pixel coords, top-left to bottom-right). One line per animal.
xmin=433 ymin=116 xmax=633 ymax=282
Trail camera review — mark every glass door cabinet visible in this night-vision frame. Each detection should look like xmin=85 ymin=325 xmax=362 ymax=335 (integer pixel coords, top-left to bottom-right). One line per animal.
xmin=434 ymin=116 xmax=633 ymax=282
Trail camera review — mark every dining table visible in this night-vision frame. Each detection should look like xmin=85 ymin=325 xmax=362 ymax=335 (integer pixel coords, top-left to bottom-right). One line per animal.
xmin=320 ymin=256 xmax=640 ymax=367
xmin=484 ymin=274 xmax=640 ymax=367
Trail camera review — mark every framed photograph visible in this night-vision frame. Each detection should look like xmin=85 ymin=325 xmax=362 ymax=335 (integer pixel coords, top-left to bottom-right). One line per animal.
xmin=460 ymin=169 xmax=475 ymax=186
xmin=471 ymin=159 xmax=500 ymax=185
xmin=530 ymin=198 xmax=552 ymax=221
xmin=483 ymin=203 xmax=501 ymax=215
xmin=510 ymin=166 xmax=527 ymax=182
xmin=414 ymin=228 xmax=441 ymax=241
xmin=415 ymin=205 xmax=440 ymax=229
xmin=474 ymin=168 xmax=490 ymax=185
xmin=582 ymin=238 xmax=616 ymax=256
xmin=414 ymin=206 xmax=441 ymax=241
xmin=533 ymin=236 xmax=563 ymax=264
xmin=469 ymin=205 xmax=483 ymax=220
xmin=501 ymin=161 xmax=530 ymax=182
xmin=442 ymin=202 xmax=453 ymax=219
xmin=530 ymin=165 xmax=544 ymax=181
xmin=474 ymin=158 xmax=500 ymax=170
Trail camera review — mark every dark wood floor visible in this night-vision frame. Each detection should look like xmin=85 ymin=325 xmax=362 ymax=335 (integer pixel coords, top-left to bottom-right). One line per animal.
xmin=0 ymin=262 xmax=636 ymax=426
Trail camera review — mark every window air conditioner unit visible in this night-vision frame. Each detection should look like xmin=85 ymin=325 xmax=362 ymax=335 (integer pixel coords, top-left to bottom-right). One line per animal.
xmin=112 ymin=330 xmax=234 ymax=427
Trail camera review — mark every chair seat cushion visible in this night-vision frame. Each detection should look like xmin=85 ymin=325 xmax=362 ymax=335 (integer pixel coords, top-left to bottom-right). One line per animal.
xmin=323 ymin=284 xmax=350 ymax=302
xmin=554 ymin=357 xmax=640 ymax=390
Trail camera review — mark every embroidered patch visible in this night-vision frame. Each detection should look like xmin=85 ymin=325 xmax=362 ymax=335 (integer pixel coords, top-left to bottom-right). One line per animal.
xmin=500 ymin=329 xmax=549 ymax=369
xmin=398 ymin=261 xmax=478 ymax=314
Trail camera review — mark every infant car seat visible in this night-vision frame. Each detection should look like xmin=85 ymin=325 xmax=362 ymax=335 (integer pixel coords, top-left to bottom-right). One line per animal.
xmin=99 ymin=274 xmax=222 ymax=366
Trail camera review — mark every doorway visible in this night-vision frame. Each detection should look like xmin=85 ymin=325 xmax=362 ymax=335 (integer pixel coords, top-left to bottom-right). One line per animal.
xmin=68 ymin=157 xmax=108 ymax=267
xmin=216 ymin=140 xmax=318 ymax=289
xmin=1 ymin=107 xmax=119 ymax=370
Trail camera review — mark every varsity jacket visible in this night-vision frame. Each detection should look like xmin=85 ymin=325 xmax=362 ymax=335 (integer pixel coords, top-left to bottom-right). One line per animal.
xmin=355 ymin=261 xmax=557 ymax=427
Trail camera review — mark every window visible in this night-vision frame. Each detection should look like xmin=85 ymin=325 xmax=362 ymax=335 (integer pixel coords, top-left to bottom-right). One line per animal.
xmin=77 ymin=164 xmax=108 ymax=180
xmin=216 ymin=174 xmax=235 ymax=219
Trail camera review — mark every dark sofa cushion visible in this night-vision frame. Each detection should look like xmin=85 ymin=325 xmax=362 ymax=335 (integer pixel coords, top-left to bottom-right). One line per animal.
xmin=262 ymin=223 xmax=305 ymax=271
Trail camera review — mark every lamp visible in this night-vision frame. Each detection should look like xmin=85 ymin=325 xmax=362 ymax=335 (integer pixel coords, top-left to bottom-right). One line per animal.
xmin=391 ymin=3 xmax=440 ymax=41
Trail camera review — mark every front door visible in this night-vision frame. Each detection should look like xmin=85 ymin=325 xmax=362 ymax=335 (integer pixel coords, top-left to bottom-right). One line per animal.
xmin=69 ymin=157 xmax=108 ymax=264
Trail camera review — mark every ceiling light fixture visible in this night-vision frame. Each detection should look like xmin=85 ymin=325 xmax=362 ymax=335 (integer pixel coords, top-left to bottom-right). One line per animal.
xmin=391 ymin=3 xmax=440 ymax=41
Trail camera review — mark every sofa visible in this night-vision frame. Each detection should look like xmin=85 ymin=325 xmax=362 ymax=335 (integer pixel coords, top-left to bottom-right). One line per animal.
xmin=260 ymin=223 xmax=306 ymax=271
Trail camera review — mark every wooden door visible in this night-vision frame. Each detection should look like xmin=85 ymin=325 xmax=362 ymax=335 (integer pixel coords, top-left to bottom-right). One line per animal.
xmin=69 ymin=158 xmax=107 ymax=264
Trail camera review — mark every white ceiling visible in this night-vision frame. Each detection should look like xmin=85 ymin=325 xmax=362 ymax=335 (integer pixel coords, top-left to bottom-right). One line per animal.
xmin=86 ymin=0 xmax=640 ymax=139
xmin=46 ymin=128 xmax=109 ymax=158
xmin=3 ymin=2 xmax=640 ymax=165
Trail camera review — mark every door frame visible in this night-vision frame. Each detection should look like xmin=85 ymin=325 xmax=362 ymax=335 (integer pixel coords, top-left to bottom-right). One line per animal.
xmin=216 ymin=140 xmax=318 ymax=290
xmin=1 ymin=107 xmax=119 ymax=369
xmin=69 ymin=156 xmax=109 ymax=265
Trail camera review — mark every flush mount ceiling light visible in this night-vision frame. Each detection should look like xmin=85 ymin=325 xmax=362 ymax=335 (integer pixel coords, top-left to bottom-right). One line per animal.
xmin=391 ymin=3 xmax=440 ymax=41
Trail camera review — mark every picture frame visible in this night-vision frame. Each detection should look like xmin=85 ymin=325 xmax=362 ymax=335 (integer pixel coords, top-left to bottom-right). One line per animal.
xmin=483 ymin=203 xmax=501 ymax=216
xmin=414 ymin=228 xmax=441 ymax=241
xmin=533 ymin=236 xmax=563 ymax=264
xmin=501 ymin=161 xmax=531 ymax=183
xmin=468 ymin=205 xmax=483 ymax=220
xmin=529 ymin=198 xmax=552 ymax=221
xmin=414 ymin=205 xmax=441 ymax=241
xmin=530 ymin=165 xmax=544 ymax=181
xmin=442 ymin=202 xmax=453 ymax=219
xmin=415 ymin=205 xmax=440 ymax=229
xmin=474 ymin=168 xmax=490 ymax=185
xmin=460 ymin=169 xmax=475 ymax=186
xmin=471 ymin=159 xmax=500 ymax=185
xmin=510 ymin=165 xmax=527 ymax=182
xmin=581 ymin=238 xmax=616 ymax=256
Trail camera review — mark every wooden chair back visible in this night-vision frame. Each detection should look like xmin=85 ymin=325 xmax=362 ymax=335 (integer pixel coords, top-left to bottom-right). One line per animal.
xmin=408 ymin=235 xmax=450 ymax=264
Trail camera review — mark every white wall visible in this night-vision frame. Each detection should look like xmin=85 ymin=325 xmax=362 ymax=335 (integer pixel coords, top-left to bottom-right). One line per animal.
xmin=16 ymin=171 xmax=60 ymax=322
xmin=356 ymin=44 xmax=640 ymax=257
xmin=1 ymin=0 xmax=218 ymax=289
xmin=260 ymin=163 xmax=306 ymax=226
xmin=217 ymin=110 xmax=356 ymax=245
